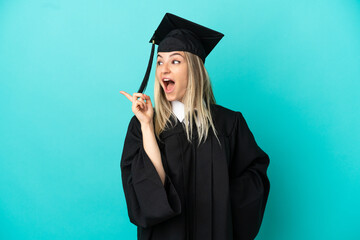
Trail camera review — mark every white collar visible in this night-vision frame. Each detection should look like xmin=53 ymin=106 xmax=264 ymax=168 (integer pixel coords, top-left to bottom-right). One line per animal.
xmin=171 ymin=100 xmax=185 ymax=122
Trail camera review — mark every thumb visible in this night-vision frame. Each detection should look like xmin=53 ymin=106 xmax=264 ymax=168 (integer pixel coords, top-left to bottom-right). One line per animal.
xmin=144 ymin=94 xmax=151 ymax=102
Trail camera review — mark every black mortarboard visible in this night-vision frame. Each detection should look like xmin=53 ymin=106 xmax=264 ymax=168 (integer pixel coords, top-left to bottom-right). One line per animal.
xmin=138 ymin=13 xmax=224 ymax=93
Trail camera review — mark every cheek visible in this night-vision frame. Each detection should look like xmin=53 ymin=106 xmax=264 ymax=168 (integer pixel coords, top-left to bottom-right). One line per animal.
xmin=179 ymin=76 xmax=188 ymax=91
xmin=155 ymin=71 xmax=161 ymax=83
xmin=183 ymin=70 xmax=189 ymax=89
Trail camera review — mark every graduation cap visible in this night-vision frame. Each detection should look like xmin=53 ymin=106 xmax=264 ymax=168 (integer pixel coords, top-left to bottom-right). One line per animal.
xmin=138 ymin=13 xmax=224 ymax=93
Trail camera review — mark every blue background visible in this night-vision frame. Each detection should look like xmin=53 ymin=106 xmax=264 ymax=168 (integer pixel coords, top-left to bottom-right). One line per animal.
xmin=1 ymin=0 xmax=359 ymax=239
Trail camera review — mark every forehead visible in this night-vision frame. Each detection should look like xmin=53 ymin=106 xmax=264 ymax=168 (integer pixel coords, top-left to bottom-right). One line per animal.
xmin=157 ymin=51 xmax=185 ymax=58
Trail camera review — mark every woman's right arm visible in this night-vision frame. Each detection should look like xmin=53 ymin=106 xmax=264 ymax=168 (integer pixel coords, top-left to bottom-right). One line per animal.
xmin=119 ymin=91 xmax=181 ymax=228
xmin=141 ymin=121 xmax=166 ymax=185
xmin=120 ymin=91 xmax=165 ymax=185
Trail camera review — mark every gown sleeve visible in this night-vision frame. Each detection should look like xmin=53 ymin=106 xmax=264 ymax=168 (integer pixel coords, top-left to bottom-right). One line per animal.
xmin=120 ymin=116 xmax=182 ymax=228
xmin=229 ymin=112 xmax=270 ymax=240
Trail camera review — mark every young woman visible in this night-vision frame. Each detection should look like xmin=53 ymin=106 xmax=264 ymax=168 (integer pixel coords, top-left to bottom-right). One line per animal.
xmin=120 ymin=13 xmax=270 ymax=240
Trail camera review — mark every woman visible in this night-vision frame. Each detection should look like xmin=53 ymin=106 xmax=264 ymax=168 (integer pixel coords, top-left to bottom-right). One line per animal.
xmin=120 ymin=13 xmax=270 ymax=240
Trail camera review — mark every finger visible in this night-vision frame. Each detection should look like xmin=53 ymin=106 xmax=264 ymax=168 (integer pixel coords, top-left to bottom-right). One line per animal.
xmin=132 ymin=92 xmax=146 ymax=102
xmin=135 ymin=100 xmax=145 ymax=110
xmin=144 ymin=94 xmax=151 ymax=103
xmin=120 ymin=91 xmax=133 ymax=102
xmin=143 ymin=94 xmax=150 ymax=101
xmin=138 ymin=98 xmax=147 ymax=110
xmin=138 ymin=97 xmax=146 ymax=104
xmin=143 ymin=94 xmax=152 ymax=109
xmin=133 ymin=101 xmax=142 ymax=111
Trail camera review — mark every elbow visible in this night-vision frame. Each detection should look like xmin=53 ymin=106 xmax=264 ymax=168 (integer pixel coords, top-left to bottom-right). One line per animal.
xmin=129 ymin=211 xmax=181 ymax=228
xmin=130 ymin=217 xmax=151 ymax=228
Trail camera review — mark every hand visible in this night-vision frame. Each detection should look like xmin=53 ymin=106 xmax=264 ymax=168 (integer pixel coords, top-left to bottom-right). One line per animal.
xmin=120 ymin=91 xmax=154 ymax=126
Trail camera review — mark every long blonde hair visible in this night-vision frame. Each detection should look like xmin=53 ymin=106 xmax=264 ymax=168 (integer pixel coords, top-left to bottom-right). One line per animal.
xmin=154 ymin=51 xmax=220 ymax=147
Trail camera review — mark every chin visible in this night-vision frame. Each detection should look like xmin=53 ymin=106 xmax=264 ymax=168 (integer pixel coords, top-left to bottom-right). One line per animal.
xmin=166 ymin=96 xmax=175 ymax=102
xmin=166 ymin=95 xmax=179 ymax=102
xmin=163 ymin=89 xmax=181 ymax=102
xmin=163 ymin=92 xmax=174 ymax=100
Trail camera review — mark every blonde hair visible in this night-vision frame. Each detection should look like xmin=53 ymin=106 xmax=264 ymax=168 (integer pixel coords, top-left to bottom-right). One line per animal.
xmin=154 ymin=51 xmax=220 ymax=147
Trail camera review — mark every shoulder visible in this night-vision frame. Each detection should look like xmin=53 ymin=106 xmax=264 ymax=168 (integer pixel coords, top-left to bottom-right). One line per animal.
xmin=210 ymin=104 xmax=244 ymax=137
xmin=210 ymin=104 xmax=239 ymax=118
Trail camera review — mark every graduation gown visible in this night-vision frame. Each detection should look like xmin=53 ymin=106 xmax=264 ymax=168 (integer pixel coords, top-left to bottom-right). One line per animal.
xmin=120 ymin=103 xmax=270 ymax=240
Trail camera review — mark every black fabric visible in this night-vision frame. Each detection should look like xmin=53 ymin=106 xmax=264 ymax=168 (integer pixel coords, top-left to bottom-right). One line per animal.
xmin=120 ymin=104 xmax=270 ymax=240
xmin=150 ymin=13 xmax=224 ymax=62
xmin=158 ymin=29 xmax=206 ymax=63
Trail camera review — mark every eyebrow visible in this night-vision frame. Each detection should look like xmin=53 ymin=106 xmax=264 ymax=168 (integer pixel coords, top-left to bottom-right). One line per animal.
xmin=157 ymin=53 xmax=184 ymax=58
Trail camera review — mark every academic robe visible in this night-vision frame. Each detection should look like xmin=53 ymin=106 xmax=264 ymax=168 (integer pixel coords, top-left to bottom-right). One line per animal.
xmin=120 ymin=103 xmax=270 ymax=240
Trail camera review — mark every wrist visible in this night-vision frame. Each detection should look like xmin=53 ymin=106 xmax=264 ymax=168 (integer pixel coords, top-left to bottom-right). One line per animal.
xmin=141 ymin=121 xmax=154 ymax=131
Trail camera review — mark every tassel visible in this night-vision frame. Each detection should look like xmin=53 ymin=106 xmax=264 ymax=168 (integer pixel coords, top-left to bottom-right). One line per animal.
xmin=138 ymin=40 xmax=156 ymax=93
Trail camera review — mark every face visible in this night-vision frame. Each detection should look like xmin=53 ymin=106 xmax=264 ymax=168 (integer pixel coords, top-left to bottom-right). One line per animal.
xmin=156 ymin=51 xmax=188 ymax=102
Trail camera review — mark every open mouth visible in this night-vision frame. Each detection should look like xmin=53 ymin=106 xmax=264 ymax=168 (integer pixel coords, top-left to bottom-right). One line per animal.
xmin=163 ymin=79 xmax=175 ymax=92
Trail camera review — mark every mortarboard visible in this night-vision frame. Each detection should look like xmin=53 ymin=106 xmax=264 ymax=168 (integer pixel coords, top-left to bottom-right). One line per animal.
xmin=138 ymin=13 xmax=224 ymax=93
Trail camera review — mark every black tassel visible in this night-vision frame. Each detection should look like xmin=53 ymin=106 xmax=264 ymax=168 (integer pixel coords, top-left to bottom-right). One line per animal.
xmin=138 ymin=40 xmax=155 ymax=93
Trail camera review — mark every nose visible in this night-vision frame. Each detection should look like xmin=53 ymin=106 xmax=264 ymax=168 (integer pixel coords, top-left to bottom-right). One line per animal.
xmin=161 ymin=61 xmax=170 ymax=74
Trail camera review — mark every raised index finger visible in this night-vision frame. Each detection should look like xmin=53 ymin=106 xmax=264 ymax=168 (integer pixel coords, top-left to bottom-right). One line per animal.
xmin=119 ymin=91 xmax=133 ymax=102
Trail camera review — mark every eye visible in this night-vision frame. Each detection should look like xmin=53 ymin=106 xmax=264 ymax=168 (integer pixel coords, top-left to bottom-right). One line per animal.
xmin=173 ymin=60 xmax=180 ymax=64
xmin=157 ymin=61 xmax=163 ymax=65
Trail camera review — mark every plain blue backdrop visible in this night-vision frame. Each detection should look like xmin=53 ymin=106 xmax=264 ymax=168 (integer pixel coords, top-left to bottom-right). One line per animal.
xmin=1 ymin=0 xmax=359 ymax=239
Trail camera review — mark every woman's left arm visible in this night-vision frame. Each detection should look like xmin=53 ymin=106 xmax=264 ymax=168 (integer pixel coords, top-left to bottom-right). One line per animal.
xmin=229 ymin=112 xmax=270 ymax=240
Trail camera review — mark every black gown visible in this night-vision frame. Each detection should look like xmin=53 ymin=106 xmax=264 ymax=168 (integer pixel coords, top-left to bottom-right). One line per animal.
xmin=120 ymin=104 xmax=270 ymax=240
